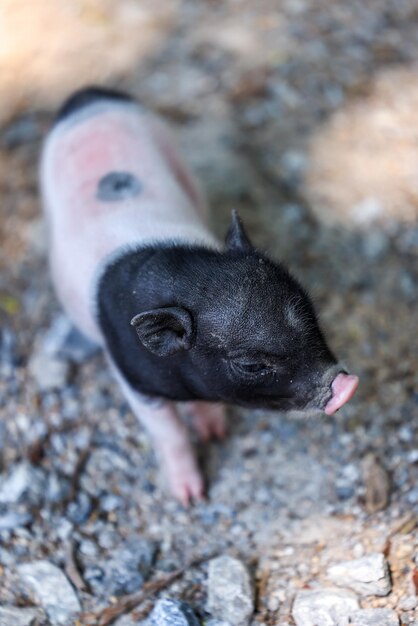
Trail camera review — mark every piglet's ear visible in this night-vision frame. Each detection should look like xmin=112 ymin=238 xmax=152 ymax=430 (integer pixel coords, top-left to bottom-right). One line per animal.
xmin=130 ymin=306 xmax=194 ymax=357
xmin=225 ymin=209 xmax=253 ymax=251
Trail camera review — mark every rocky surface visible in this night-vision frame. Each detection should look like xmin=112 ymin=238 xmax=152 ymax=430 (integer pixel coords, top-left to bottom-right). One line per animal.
xmin=1 ymin=0 xmax=418 ymax=624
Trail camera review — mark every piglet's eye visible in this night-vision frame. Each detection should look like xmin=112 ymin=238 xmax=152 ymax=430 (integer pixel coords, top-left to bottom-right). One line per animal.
xmin=231 ymin=360 xmax=272 ymax=377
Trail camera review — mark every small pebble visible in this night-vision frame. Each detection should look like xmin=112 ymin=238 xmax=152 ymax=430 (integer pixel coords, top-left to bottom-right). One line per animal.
xmin=328 ymin=553 xmax=392 ymax=597
xmin=292 ymin=588 xmax=359 ymax=626
xmin=67 ymin=492 xmax=92 ymax=524
xmin=148 ymin=598 xmax=200 ymax=626
xmin=0 ymin=327 xmax=19 ymax=369
xmin=267 ymin=594 xmax=281 ymax=612
xmin=0 ymin=511 xmax=33 ymax=530
xmin=336 ymin=482 xmax=355 ymax=500
xmin=0 ymin=606 xmax=41 ymax=626
xmin=398 ymin=595 xmax=418 ymax=611
xmin=0 ymin=462 xmax=44 ymax=504
xmin=17 ymin=560 xmax=81 ymax=625
xmin=407 ymin=450 xmax=418 ymax=464
xmin=28 ymin=351 xmax=69 ymax=391
xmin=207 ymin=555 xmax=254 ymax=626
xmin=406 ymin=489 xmax=418 ymax=505
xmin=399 ymin=426 xmax=414 ymax=443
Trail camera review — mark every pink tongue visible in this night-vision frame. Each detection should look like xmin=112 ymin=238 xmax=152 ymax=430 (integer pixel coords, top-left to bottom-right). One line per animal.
xmin=324 ymin=373 xmax=359 ymax=415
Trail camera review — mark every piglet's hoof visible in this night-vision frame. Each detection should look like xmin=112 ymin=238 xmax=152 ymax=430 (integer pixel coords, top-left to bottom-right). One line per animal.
xmin=159 ymin=447 xmax=205 ymax=506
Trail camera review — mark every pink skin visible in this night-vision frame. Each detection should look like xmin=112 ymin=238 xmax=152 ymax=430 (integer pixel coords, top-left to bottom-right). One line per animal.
xmin=324 ymin=373 xmax=359 ymax=416
xmin=41 ymin=102 xmax=219 ymax=341
xmin=187 ymin=402 xmax=227 ymax=442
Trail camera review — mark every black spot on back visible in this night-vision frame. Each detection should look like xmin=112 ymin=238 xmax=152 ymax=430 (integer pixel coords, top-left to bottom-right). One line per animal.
xmin=97 ymin=171 xmax=142 ymax=202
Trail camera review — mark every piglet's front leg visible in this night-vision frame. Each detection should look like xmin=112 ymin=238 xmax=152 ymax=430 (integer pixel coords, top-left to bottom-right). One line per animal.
xmin=116 ymin=374 xmax=204 ymax=506
xmin=187 ymin=401 xmax=227 ymax=442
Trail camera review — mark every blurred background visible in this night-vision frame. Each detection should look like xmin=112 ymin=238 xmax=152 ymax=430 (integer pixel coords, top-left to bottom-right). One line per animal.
xmin=0 ymin=1 xmax=418 ymax=624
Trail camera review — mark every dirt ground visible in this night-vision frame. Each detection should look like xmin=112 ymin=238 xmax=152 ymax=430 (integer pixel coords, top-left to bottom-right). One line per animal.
xmin=1 ymin=1 xmax=418 ymax=624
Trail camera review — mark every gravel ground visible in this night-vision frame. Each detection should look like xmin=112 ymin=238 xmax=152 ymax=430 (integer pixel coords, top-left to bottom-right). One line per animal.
xmin=1 ymin=1 xmax=418 ymax=625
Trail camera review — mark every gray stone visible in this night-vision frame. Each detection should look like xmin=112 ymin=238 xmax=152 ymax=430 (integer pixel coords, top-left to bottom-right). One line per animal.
xmin=0 ymin=510 xmax=32 ymax=530
xmin=0 ymin=463 xmax=30 ymax=503
xmin=207 ymin=556 xmax=254 ymax=626
xmin=406 ymin=488 xmax=418 ymax=504
xmin=267 ymin=594 xmax=281 ymax=612
xmin=45 ymin=472 xmax=69 ymax=504
xmin=84 ymin=565 xmax=105 ymax=591
xmin=66 ymin=492 xmax=92 ymax=524
xmin=97 ymin=527 xmax=119 ymax=549
xmin=292 ymin=588 xmax=359 ymax=626
xmin=0 ymin=606 xmax=41 ymax=626
xmin=0 ymin=462 xmax=44 ymax=504
xmin=335 ymin=482 xmax=355 ymax=500
xmin=17 ymin=560 xmax=81 ymax=625
xmin=327 ymin=553 xmax=391 ymax=597
xmin=78 ymin=538 xmax=98 ymax=557
xmin=148 ymin=598 xmax=200 ymax=626
xmin=55 ymin=519 xmax=73 ymax=541
xmin=407 ymin=449 xmax=418 ymax=464
xmin=42 ymin=314 xmax=99 ymax=364
xmin=205 ymin=620 xmax=232 ymax=626
xmin=398 ymin=595 xmax=417 ymax=611
xmin=0 ymin=327 xmax=19 ymax=367
xmin=0 ymin=546 xmax=15 ymax=566
xmin=399 ymin=426 xmax=413 ymax=443
xmin=349 ymin=608 xmax=399 ymax=625
xmin=28 ymin=351 xmax=70 ymax=391
xmin=100 ymin=493 xmax=123 ymax=512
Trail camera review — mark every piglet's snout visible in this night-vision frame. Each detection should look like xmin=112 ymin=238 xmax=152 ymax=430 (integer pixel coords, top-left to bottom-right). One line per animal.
xmin=324 ymin=372 xmax=359 ymax=415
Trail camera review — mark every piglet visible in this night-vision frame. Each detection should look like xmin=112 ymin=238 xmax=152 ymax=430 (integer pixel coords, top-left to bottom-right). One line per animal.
xmin=40 ymin=87 xmax=359 ymax=504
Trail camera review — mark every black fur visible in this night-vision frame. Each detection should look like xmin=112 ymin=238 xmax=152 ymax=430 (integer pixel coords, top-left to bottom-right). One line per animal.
xmin=55 ymin=86 xmax=133 ymax=124
xmin=59 ymin=88 xmax=341 ymax=412
xmin=97 ymin=228 xmax=338 ymax=411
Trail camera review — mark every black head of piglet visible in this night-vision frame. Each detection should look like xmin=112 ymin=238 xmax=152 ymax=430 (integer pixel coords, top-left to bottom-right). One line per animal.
xmin=97 ymin=211 xmax=358 ymax=414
